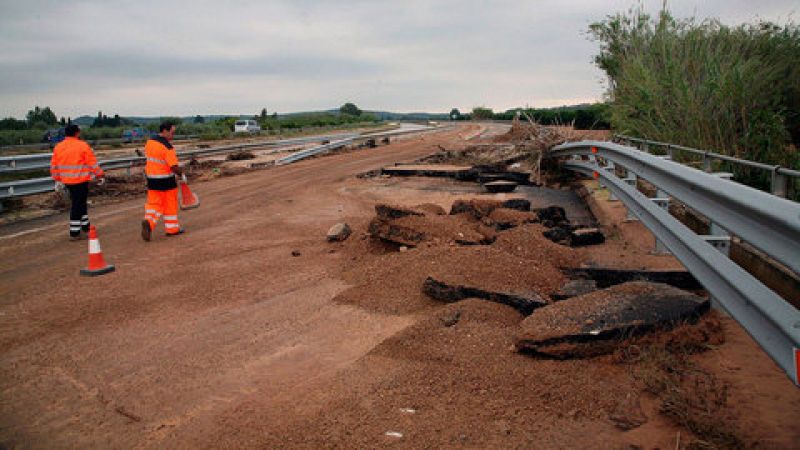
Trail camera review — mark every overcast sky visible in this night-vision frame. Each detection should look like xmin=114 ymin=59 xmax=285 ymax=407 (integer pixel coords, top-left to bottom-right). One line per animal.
xmin=0 ymin=0 xmax=796 ymax=118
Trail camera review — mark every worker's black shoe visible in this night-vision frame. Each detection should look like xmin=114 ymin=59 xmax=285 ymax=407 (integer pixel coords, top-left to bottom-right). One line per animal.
xmin=69 ymin=234 xmax=83 ymax=241
xmin=166 ymin=228 xmax=185 ymax=237
xmin=141 ymin=220 xmax=151 ymax=242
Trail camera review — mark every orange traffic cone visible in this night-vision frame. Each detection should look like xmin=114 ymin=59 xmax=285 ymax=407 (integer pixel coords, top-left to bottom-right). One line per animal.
xmin=80 ymin=225 xmax=115 ymax=276
xmin=179 ymin=174 xmax=200 ymax=210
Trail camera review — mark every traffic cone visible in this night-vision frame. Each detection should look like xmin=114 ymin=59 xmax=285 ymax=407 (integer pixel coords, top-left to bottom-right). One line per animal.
xmin=179 ymin=174 xmax=200 ymax=210
xmin=80 ymin=225 xmax=115 ymax=276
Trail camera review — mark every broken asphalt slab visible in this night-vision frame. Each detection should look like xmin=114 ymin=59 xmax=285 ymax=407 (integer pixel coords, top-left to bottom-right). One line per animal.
xmin=562 ymin=267 xmax=703 ymax=291
xmin=381 ymin=164 xmax=477 ymax=180
xmin=483 ymin=181 xmax=519 ymax=193
xmin=423 ymin=276 xmax=548 ymax=315
xmin=514 ymin=281 xmax=709 ymax=358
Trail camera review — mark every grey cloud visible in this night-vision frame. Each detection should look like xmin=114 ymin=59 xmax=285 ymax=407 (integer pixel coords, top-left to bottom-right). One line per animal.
xmin=0 ymin=0 xmax=797 ymax=117
xmin=0 ymin=51 xmax=384 ymax=91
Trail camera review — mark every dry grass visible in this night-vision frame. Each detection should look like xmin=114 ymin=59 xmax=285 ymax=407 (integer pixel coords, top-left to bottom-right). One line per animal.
xmin=613 ymin=315 xmax=750 ymax=449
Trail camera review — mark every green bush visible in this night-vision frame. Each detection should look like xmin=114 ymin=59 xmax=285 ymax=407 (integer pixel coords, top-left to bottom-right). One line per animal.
xmin=491 ymin=104 xmax=610 ymax=129
xmin=0 ymin=129 xmax=44 ymax=146
xmin=471 ymin=107 xmax=494 ymax=120
xmin=589 ymin=7 xmax=800 ymax=173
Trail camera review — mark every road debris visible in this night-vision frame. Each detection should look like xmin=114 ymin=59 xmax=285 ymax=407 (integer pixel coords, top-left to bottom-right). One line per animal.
xmin=327 ymin=222 xmax=352 ymax=242
xmin=423 ymin=277 xmax=548 ymax=315
xmin=483 ymin=180 xmax=518 ymax=193
xmin=514 ymin=282 xmax=709 ymax=358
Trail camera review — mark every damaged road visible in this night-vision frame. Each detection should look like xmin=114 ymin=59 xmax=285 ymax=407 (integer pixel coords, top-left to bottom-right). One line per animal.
xmin=2 ymin=122 xmax=797 ymax=449
xmin=514 ymin=281 xmax=710 ymax=358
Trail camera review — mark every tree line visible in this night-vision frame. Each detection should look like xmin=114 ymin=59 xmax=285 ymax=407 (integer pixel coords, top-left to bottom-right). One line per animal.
xmin=448 ymin=104 xmax=612 ymax=130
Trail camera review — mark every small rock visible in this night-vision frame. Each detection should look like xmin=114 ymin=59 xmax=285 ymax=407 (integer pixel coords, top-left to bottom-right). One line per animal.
xmin=385 ymin=431 xmax=403 ymax=438
xmin=569 ymin=228 xmax=605 ymax=247
xmin=326 ymin=222 xmax=352 ymax=242
xmin=399 ymin=246 xmax=408 ymax=252
xmin=291 ymin=250 xmax=301 ymax=257
xmin=441 ymin=310 xmax=461 ymax=327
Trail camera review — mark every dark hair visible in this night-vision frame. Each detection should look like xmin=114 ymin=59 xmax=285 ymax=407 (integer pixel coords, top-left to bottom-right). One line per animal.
xmin=159 ymin=121 xmax=175 ymax=133
xmin=65 ymin=124 xmax=81 ymax=137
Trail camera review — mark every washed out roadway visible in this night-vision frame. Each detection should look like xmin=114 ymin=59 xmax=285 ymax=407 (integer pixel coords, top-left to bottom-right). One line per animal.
xmin=0 ymin=123 xmax=486 ymax=448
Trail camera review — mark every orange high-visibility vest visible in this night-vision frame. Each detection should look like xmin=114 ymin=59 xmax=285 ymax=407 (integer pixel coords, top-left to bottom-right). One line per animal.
xmin=50 ymin=137 xmax=104 ymax=184
xmin=144 ymin=136 xmax=179 ymax=190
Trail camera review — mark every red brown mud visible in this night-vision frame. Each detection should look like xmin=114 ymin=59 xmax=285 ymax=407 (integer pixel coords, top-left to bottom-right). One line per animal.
xmin=0 ymin=122 xmax=797 ymax=449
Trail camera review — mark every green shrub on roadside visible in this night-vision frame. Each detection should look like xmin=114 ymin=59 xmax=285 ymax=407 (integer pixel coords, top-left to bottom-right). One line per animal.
xmin=589 ymin=7 xmax=800 ymax=171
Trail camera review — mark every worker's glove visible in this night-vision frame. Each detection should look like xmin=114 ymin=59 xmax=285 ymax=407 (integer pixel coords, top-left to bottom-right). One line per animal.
xmin=54 ymin=181 xmax=65 ymax=193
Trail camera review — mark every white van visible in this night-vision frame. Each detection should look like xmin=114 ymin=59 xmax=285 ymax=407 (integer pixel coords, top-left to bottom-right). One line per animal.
xmin=234 ymin=119 xmax=261 ymax=133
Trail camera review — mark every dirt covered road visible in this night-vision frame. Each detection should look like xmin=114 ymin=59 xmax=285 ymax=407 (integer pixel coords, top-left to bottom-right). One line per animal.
xmin=1 ymin=122 xmax=798 ymax=449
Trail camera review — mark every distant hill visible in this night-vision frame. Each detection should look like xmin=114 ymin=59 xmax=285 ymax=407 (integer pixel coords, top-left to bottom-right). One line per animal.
xmin=71 ymin=110 xmax=451 ymax=126
xmin=69 ymin=105 xmax=597 ymax=127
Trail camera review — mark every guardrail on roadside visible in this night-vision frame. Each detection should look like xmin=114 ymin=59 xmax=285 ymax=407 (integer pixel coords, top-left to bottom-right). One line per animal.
xmin=614 ymin=134 xmax=800 ymax=198
xmin=548 ymin=140 xmax=800 ymax=386
xmin=0 ymin=132 xmax=360 ymax=174
xmin=0 ymin=125 xmax=447 ymax=200
xmin=0 ymin=134 xmax=199 ymax=153
xmin=275 ymin=139 xmax=353 ymax=165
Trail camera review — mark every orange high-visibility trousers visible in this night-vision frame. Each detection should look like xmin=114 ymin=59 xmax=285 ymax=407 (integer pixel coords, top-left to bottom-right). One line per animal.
xmin=144 ymin=188 xmax=180 ymax=234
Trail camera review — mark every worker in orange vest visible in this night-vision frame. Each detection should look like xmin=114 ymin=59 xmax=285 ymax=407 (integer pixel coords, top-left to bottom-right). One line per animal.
xmin=50 ymin=124 xmax=105 ymax=240
xmin=141 ymin=121 xmax=184 ymax=241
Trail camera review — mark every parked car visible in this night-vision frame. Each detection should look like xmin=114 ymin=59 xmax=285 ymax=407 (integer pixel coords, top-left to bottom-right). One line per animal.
xmin=121 ymin=127 xmax=152 ymax=143
xmin=234 ymin=119 xmax=261 ymax=133
xmin=41 ymin=127 xmax=66 ymax=146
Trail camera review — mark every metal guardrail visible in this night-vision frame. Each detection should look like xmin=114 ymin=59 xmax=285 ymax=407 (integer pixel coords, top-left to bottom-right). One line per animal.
xmin=549 ymin=140 xmax=800 ymax=385
xmin=0 ymin=126 xmax=444 ymax=200
xmin=0 ymin=133 xmax=359 ymax=174
xmin=0 ymin=153 xmax=53 ymax=172
xmin=0 ymin=134 xmax=199 ymax=153
xmin=272 ymin=125 xmax=449 ymax=165
xmin=275 ymin=139 xmax=353 ymax=165
xmin=614 ymin=134 xmax=800 ymax=198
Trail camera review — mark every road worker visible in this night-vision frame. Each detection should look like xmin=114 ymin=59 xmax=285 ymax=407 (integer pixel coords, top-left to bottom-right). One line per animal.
xmin=50 ymin=124 xmax=105 ymax=240
xmin=141 ymin=121 xmax=184 ymax=241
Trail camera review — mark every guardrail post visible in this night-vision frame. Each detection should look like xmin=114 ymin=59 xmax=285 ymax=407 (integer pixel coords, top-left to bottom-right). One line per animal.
xmin=666 ymin=144 xmax=674 ymax=160
xmin=771 ymin=168 xmax=788 ymax=198
xmin=651 ymin=197 xmax=671 ymax=254
xmin=642 ymin=142 xmax=649 ymax=153
xmin=623 ymin=175 xmax=639 ymax=221
xmin=702 ymin=152 xmax=713 ymax=172
xmin=603 ymin=161 xmax=618 ymax=201
xmin=654 ymin=156 xmax=672 ymax=199
xmin=701 ymin=234 xmax=732 ymax=313
xmin=709 ymin=173 xmax=734 ymax=236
